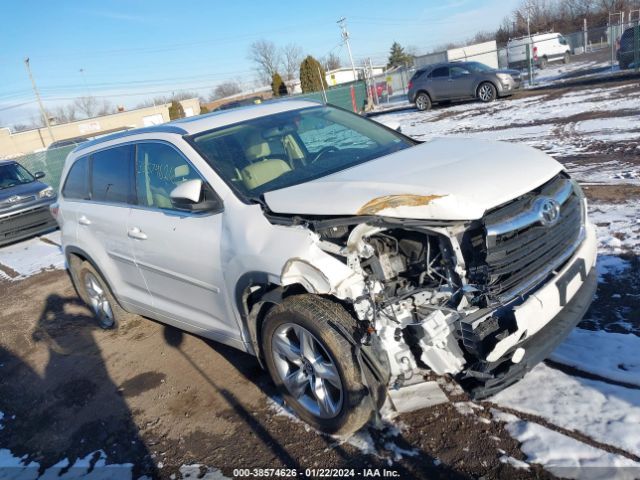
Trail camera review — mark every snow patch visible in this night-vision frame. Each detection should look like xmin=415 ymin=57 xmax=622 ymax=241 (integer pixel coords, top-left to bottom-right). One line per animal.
xmin=493 ymin=363 xmax=640 ymax=457
xmin=492 ymin=409 xmax=640 ymax=479
xmin=179 ymin=464 xmax=229 ymax=479
xmin=0 ymin=233 xmax=65 ymax=281
xmin=551 ymin=329 xmax=640 ymax=387
xmin=499 ymin=454 xmax=530 ymax=470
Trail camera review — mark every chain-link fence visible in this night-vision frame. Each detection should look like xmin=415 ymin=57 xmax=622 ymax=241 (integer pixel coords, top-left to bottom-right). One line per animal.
xmin=294 ymin=81 xmax=368 ymax=112
xmin=13 ymin=145 xmax=74 ymax=191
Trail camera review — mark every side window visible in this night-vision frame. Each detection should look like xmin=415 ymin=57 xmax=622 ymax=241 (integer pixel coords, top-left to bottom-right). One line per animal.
xmin=450 ymin=66 xmax=470 ymax=77
xmin=429 ymin=67 xmax=450 ymax=79
xmin=90 ymin=145 xmax=134 ymax=204
xmin=135 ymin=142 xmax=203 ymax=209
xmin=558 ymin=36 xmax=568 ymax=46
xmin=62 ymin=156 xmax=89 ymax=200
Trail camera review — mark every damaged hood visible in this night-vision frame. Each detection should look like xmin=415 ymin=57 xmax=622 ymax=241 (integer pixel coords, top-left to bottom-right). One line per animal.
xmin=264 ymin=137 xmax=563 ymax=221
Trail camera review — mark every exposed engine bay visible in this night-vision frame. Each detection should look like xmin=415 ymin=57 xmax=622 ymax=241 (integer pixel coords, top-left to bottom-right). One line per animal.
xmin=313 ymin=220 xmax=472 ymax=387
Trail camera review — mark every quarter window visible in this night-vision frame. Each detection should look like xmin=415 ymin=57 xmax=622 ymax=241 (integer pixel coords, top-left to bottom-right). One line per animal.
xmin=135 ymin=143 xmax=203 ymax=209
xmin=90 ymin=145 xmax=134 ymax=204
xmin=62 ymin=156 xmax=89 ymax=200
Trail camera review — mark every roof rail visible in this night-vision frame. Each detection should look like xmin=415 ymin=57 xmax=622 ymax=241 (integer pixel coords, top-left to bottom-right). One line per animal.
xmin=72 ymin=124 xmax=188 ymax=154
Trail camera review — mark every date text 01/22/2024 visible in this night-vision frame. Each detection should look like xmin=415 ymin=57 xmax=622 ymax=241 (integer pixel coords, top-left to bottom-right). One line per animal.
xmin=231 ymin=468 xmax=401 ymax=477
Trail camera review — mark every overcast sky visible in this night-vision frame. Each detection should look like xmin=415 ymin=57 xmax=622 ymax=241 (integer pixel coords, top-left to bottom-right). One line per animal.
xmin=1 ymin=0 xmax=520 ymax=127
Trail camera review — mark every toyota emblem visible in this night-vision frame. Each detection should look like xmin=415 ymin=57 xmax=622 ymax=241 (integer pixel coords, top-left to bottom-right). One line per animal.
xmin=536 ymin=197 xmax=561 ymax=226
xmin=7 ymin=195 xmax=21 ymax=203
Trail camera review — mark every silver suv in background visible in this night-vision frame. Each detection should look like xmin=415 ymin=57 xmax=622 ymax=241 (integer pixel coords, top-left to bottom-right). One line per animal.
xmin=53 ymin=100 xmax=597 ymax=435
xmin=408 ymin=62 xmax=522 ymax=111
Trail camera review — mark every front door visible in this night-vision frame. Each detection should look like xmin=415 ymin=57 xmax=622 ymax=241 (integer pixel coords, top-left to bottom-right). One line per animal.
xmin=127 ymin=142 xmax=238 ymax=343
xmin=448 ymin=65 xmax=475 ymax=98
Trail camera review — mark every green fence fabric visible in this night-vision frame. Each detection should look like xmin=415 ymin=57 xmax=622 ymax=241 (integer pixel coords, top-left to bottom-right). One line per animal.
xmin=295 ymin=81 xmax=368 ymax=112
xmin=14 ymin=145 xmax=74 ymax=192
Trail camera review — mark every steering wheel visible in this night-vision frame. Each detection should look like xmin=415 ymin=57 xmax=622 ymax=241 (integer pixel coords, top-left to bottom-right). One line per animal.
xmin=310 ymin=146 xmax=339 ymax=164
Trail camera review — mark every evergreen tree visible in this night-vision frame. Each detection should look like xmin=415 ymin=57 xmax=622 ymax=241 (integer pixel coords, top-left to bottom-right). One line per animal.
xmin=387 ymin=42 xmax=413 ymax=68
xmin=271 ymin=73 xmax=288 ymax=96
xmin=168 ymin=100 xmax=185 ymax=120
xmin=299 ymin=55 xmax=328 ymax=93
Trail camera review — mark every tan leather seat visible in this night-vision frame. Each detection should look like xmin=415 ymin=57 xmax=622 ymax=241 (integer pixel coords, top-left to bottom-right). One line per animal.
xmin=241 ymin=160 xmax=291 ymax=190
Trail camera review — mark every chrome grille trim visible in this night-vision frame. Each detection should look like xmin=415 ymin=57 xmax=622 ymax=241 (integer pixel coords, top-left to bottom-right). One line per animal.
xmin=481 ymin=174 xmax=584 ymax=302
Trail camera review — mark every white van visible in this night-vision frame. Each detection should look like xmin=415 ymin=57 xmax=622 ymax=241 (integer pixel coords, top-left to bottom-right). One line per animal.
xmin=507 ymin=33 xmax=571 ymax=69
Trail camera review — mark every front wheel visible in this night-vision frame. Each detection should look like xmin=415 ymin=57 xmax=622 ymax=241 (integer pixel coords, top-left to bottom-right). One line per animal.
xmin=262 ymin=295 xmax=376 ymax=435
xmin=414 ymin=92 xmax=431 ymax=111
xmin=477 ymin=82 xmax=497 ymax=102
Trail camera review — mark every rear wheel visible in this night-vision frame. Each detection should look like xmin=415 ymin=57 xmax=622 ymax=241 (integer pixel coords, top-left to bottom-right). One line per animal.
xmin=262 ymin=295 xmax=376 ymax=435
xmin=563 ymin=52 xmax=570 ymax=64
xmin=538 ymin=56 xmax=548 ymax=69
xmin=415 ymin=92 xmax=431 ymax=111
xmin=69 ymin=258 xmax=136 ymax=329
xmin=477 ymin=82 xmax=497 ymax=102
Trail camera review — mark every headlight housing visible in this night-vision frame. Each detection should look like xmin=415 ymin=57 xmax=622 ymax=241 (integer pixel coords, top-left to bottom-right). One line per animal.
xmin=38 ymin=186 xmax=55 ymax=199
xmin=496 ymin=73 xmax=512 ymax=83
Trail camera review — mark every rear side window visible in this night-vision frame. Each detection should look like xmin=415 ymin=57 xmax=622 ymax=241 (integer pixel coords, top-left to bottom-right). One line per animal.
xmin=62 ymin=156 xmax=89 ymax=200
xmin=429 ymin=67 xmax=449 ymax=78
xmin=90 ymin=145 xmax=134 ymax=204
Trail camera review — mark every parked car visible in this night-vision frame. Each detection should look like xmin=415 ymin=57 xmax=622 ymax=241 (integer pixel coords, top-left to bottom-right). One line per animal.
xmin=408 ymin=62 xmax=521 ymax=111
xmin=47 ymin=137 xmax=89 ymax=150
xmin=617 ymin=26 xmax=639 ymax=69
xmin=54 ymin=100 xmax=597 ymax=435
xmin=0 ymin=160 xmax=57 ymax=246
xmin=507 ymin=32 xmax=571 ymax=69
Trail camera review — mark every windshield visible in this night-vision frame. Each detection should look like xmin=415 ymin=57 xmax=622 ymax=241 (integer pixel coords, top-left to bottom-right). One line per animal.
xmin=465 ymin=62 xmax=494 ymax=73
xmin=0 ymin=163 xmax=35 ymax=190
xmin=189 ymin=105 xmax=414 ymax=200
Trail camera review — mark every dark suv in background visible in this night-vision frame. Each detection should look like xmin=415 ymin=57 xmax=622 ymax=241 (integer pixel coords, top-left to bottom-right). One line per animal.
xmin=408 ymin=61 xmax=521 ymax=111
xmin=0 ymin=160 xmax=57 ymax=245
xmin=617 ymin=26 xmax=639 ymax=69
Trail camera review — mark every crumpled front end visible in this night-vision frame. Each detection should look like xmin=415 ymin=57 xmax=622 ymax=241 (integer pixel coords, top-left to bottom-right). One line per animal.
xmin=274 ymin=172 xmax=597 ymax=405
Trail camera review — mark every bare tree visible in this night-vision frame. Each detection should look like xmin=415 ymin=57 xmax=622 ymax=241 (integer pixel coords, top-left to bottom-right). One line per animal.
xmin=248 ymin=39 xmax=282 ymax=85
xmin=72 ymin=96 xmax=112 ymax=118
xmin=209 ymin=81 xmax=242 ymax=101
xmin=51 ymin=104 xmax=78 ymax=124
xmin=282 ymin=43 xmax=303 ymax=81
xmin=323 ymin=52 xmax=342 ymax=71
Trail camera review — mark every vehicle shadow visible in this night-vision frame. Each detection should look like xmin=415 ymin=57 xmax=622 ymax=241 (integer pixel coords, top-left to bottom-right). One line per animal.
xmin=162 ymin=325 xmax=470 ymax=479
xmin=0 ymin=294 xmax=156 ymax=478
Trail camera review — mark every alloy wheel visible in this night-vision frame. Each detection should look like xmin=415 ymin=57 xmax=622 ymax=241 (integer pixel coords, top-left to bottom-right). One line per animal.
xmin=83 ymin=271 xmax=115 ymax=328
xmin=478 ymin=84 xmax=495 ymax=102
xmin=271 ymin=323 xmax=343 ymax=419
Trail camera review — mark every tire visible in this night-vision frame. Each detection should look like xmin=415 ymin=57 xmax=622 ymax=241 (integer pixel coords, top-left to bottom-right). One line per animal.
xmin=477 ymin=82 xmax=497 ymax=102
xmin=538 ymin=56 xmax=548 ymax=69
xmin=414 ymin=92 xmax=431 ymax=111
xmin=69 ymin=258 xmax=136 ymax=329
xmin=563 ymin=52 xmax=570 ymax=64
xmin=262 ymin=295 xmax=376 ymax=435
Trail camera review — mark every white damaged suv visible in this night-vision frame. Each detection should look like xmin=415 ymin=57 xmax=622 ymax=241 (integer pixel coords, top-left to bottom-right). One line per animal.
xmin=54 ymin=100 xmax=597 ymax=435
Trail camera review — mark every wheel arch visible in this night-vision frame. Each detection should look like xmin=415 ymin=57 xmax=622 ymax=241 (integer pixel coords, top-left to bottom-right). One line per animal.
xmin=476 ymin=80 xmax=498 ymax=97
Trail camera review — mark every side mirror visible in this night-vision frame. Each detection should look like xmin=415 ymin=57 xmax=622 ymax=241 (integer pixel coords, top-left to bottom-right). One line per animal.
xmin=34 ymin=171 xmax=46 ymax=179
xmin=170 ymin=179 xmax=222 ymax=213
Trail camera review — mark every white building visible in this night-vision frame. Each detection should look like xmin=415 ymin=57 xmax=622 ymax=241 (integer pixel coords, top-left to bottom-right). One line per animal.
xmin=326 ymin=66 xmax=386 ymax=86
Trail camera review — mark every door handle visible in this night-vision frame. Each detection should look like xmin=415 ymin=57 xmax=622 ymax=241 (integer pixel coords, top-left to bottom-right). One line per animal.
xmin=78 ymin=215 xmax=91 ymax=226
xmin=127 ymin=227 xmax=148 ymax=240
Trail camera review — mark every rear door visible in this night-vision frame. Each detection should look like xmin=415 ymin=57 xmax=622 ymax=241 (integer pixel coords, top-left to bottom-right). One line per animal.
xmin=127 ymin=142 xmax=237 ymax=343
xmin=74 ymin=145 xmax=150 ymax=309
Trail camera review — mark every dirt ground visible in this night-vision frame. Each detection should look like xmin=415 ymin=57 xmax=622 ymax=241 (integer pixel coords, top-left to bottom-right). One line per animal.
xmin=1 ymin=63 xmax=640 ymax=480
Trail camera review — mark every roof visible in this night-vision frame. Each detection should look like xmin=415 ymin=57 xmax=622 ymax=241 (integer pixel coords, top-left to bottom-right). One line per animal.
xmin=73 ymin=99 xmax=322 ymax=154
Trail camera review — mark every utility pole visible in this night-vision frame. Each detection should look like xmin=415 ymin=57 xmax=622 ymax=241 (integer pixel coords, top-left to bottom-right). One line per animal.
xmin=337 ymin=17 xmax=358 ymax=83
xmin=79 ymin=68 xmax=91 ymax=97
xmin=24 ymin=57 xmax=55 ymax=142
